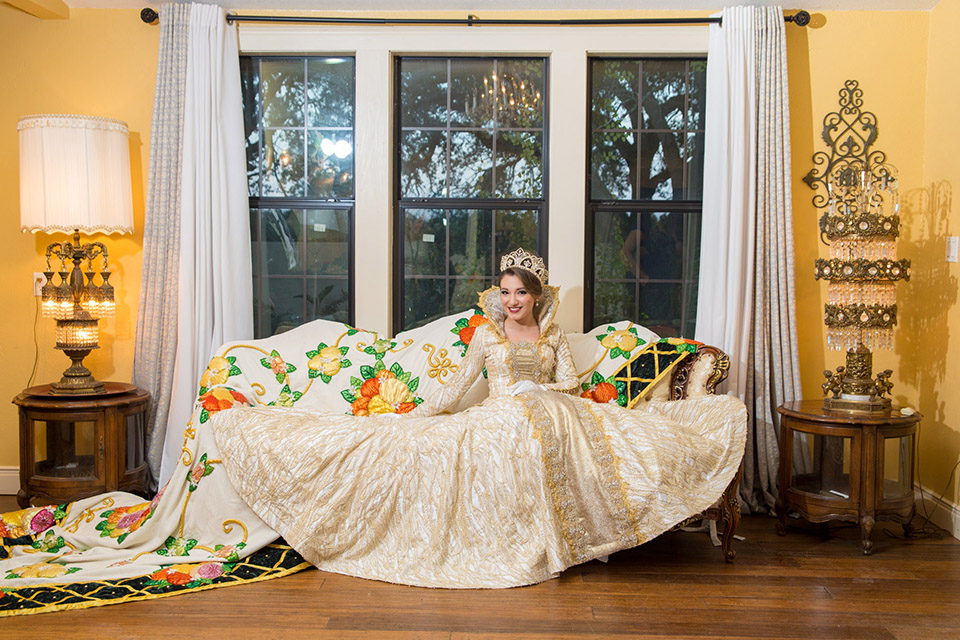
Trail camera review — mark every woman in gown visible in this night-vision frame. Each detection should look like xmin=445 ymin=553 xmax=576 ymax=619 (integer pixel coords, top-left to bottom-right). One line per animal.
xmin=0 ymin=248 xmax=745 ymax=596
xmin=210 ymin=249 xmax=747 ymax=588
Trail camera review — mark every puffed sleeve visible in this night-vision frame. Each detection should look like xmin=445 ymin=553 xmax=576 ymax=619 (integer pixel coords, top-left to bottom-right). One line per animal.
xmin=541 ymin=328 xmax=580 ymax=394
xmin=410 ymin=324 xmax=488 ymax=417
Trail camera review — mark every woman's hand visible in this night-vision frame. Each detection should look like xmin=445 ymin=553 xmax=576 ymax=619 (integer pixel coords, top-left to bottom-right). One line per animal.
xmin=507 ymin=380 xmax=544 ymax=396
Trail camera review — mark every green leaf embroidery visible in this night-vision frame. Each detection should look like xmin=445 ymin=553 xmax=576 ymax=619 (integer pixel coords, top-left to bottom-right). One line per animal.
xmin=408 ymin=377 xmax=420 ymax=392
xmin=390 ymin=362 xmax=402 ymax=377
xmin=341 ymin=390 xmax=356 ymax=403
xmin=359 ymin=366 xmax=374 ymax=380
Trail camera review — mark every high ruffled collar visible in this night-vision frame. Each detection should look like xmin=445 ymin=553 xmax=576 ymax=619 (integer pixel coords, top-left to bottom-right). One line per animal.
xmin=476 ymin=284 xmax=561 ymax=343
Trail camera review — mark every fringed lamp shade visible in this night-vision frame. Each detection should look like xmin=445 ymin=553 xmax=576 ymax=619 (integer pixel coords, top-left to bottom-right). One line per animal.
xmin=18 ymin=114 xmax=134 ymax=394
xmin=18 ymin=114 xmax=133 ymax=235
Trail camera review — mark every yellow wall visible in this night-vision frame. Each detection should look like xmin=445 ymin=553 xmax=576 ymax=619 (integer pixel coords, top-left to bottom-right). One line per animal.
xmin=1 ymin=5 xmax=958 ymax=511
xmin=787 ymin=8 xmax=960 ymax=508
xmin=918 ymin=0 xmax=960 ymax=506
xmin=0 ymin=6 xmax=157 ymax=467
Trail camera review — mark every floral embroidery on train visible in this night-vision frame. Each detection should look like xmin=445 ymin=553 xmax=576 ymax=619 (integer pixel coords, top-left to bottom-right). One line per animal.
xmin=660 ymin=337 xmax=702 ymax=354
xmin=261 ymin=349 xmax=297 ymax=383
xmin=198 ymin=355 xmax=243 ymax=394
xmin=306 ymin=343 xmax=352 ymax=383
xmin=95 ymin=489 xmax=164 ymax=544
xmin=342 ymin=361 xmax=423 ymax=416
xmin=580 ymin=371 xmax=628 ymax=407
xmin=4 ymin=562 xmax=80 ymax=580
xmin=188 ymin=453 xmax=215 ymax=492
xmin=451 ymin=311 xmax=488 ymax=357
xmin=198 ymin=388 xmax=251 ymax=424
xmin=597 ymin=326 xmax=645 ymax=360
xmin=0 ymin=504 xmax=67 ymax=540
xmin=146 ymin=561 xmax=236 ymax=588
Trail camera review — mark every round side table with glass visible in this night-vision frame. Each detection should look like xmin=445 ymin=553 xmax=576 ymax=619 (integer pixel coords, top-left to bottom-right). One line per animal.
xmin=14 ymin=382 xmax=150 ymax=508
xmin=775 ymin=400 xmax=919 ymax=555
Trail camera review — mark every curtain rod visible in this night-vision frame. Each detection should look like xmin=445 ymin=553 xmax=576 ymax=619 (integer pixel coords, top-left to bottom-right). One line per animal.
xmin=139 ymin=8 xmax=811 ymax=28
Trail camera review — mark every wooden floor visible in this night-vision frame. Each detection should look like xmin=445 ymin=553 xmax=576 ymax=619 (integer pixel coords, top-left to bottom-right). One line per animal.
xmin=2 ymin=498 xmax=959 ymax=639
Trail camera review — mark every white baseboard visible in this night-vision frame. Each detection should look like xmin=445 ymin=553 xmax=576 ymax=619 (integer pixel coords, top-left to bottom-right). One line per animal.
xmin=915 ymin=484 xmax=960 ymax=540
xmin=0 ymin=466 xmax=19 ymax=497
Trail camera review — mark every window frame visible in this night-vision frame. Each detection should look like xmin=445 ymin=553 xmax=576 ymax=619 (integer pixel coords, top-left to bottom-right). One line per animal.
xmin=242 ymin=54 xmax=358 ymax=337
xmin=237 ymin=24 xmax=709 ymax=335
xmin=583 ymin=55 xmax=706 ymax=336
xmin=391 ymin=55 xmax=550 ymax=334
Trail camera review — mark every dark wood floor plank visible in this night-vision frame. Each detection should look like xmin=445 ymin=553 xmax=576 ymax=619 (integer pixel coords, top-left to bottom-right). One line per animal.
xmin=0 ymin=513 xmax=956 ymax=638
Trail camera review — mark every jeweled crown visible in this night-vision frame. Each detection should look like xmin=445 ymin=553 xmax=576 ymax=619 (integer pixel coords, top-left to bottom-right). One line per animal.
xmin=499 ymin=248 xmax=548 ymax=285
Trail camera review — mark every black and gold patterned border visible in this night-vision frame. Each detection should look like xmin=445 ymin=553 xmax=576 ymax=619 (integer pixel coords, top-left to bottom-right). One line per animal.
xmin=0 ymin=542 xmax=310 ymax=617
xmin=613 ymin=341 xmax=695 ymax=409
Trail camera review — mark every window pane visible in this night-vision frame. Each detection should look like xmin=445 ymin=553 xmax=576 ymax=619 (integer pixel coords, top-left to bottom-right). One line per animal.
xmin=307 ymin=277 xmax=350 ymax=323
xmin=240 ymin=58 xmax=261 ymax=197
xmin=450 ymin=59 xmax=495 ymax=127
xmin=305 ymin=208 xmax=350 ymax=276
xmin=307 ymin=58 xmax=354 ymax=127
xmin=591 ymin=131 xmax=636 ymax=200
xmin=594 ymin=210 xmax=637 ymax=280
xmin=449 ymin=131 xmax=493 ymax=198
xmin=400 ymin=59 xmax=448 ymax=127
xmin=688 ymin=60 xmax=707 ymax=129
xmin=307 ymin=130 xmax=354 ymax=198
xmin=405 ymin=278 xmax=447 ymax=329
xmin=263 ymin=129 xmax=305 ymax=197
xmin=685 ymin=131 xmax=705 ymax=201
xmin=245 ymin=56 xmax=356 ymax=338
xmin=449 ymin=210 xmax=493 ymax=277
xmin=639 ymin=282 xmax=683 ymax=337
xmin=261 ymin=60 xmax=305 ymax=128
xmin=496 ymin=58 xmax=545 ymax=128
xmin=398 ymin=56 xmax=546 ymax=332
xmin=401 ymin=130 xmax=447 ymax=198
xmin=641 ymin=60 xmax=686 ymax=130
xmin=588 ymin=57 xmax=704 ymax=334
xmin=451 ymin=277 xmax=488 ymax=311
xmin=595 ymin=281 xmax=636 ymax=326
xmin=591 ymin=59 xmax=639 ymax=130
xmin=260 ymin=209 xmax=303 ymax=275
xmin=496 ymin=131 xmax=542 ymax=198
xmin=639 ymin=131 xmax=684 ymax=200
xmin=404 ymin=209 xmax=447 ymax=276
xmin=494 ymin=210 xmax=539 ymax=258
xmin=261 ymin=277 xmax=305 ymax=335
xmin=639 ymin=212 xmax=684 ymax=280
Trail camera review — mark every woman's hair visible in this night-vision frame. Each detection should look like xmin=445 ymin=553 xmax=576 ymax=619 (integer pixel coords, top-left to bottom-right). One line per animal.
xmin=497 ymin=267 xmax=543 ymax=298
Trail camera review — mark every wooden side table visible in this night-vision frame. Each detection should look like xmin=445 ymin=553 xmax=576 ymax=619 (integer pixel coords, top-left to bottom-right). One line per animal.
xmin=14 ymin=382 xmax=150 ymax=508
xmin=775 ymin=400 xmax=919 ymax=554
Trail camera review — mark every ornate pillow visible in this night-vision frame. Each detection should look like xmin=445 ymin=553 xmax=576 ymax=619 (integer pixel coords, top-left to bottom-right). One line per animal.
xmin=579 ymin=337 xmax=703 ymax=408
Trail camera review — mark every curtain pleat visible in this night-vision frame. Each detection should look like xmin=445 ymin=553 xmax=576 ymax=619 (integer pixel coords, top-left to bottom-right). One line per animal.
xmin=697 ymin=6 xmax=803 ymax=513
xmin=158 ymin=3 xmax=253 ymax=487
xmin=133 ymin=3 xmax=190 ymax=487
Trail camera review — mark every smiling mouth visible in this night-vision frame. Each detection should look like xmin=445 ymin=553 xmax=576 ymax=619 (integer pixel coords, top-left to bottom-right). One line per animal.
xmin=507 ymin=307 xmax=523 ymax=313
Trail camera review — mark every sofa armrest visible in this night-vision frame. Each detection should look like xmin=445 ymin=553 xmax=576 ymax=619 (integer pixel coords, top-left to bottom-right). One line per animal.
xmin=670 ymin=345 xmax=730 ymax=400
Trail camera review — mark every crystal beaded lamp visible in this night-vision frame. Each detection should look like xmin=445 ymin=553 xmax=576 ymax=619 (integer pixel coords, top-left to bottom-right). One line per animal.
xmin=803 ymin=81 xmax=910 ymax=414
xmin=18 ymin=114 xmax=134 ymax=394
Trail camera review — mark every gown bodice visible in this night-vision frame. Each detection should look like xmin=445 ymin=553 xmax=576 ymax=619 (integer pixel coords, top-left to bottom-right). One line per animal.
xmin=414 ymin=284 xmax=580 ymax=416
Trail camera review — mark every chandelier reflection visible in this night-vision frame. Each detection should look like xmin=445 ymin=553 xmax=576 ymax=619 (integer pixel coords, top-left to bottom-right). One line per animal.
xmin=463 ymin=72 xmax=542 ymax=126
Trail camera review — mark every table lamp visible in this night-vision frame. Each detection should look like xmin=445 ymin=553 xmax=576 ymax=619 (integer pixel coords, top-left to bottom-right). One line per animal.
xmin=18 ymin=114 xmax=134 ymax=395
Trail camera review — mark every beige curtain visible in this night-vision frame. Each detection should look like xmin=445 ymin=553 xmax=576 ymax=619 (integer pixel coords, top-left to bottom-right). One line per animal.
xmin=697 ymin=6 xmax=802 ymax=513
xmin=133 ymin=3 xmax=190 ymax=488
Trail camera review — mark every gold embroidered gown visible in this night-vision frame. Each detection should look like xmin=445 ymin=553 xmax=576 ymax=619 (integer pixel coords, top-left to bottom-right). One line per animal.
xmin=211 ymin=286 xmax=747 ymax=588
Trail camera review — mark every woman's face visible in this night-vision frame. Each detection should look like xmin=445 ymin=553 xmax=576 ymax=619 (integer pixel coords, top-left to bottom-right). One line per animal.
xmin=499 ymin=273 xmax=538 ymax=324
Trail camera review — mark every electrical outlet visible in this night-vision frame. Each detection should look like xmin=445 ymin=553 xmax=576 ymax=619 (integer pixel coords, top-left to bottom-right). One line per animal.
xmin=947 ymin=236 xmax=959 ymax=263
xmin=33 ymin=272 xmax=45 ymax=296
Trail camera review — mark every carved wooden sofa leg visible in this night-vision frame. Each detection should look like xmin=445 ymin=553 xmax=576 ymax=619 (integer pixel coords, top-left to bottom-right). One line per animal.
xmin=718 ymin=467 xmax=743 ymax=562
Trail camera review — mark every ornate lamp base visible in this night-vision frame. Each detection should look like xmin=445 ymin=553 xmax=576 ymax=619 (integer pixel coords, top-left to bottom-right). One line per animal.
xmin=822 ymin=343 xmax=894 ymax=415
xmin=50 ymin=348 xmax=106 ymax=395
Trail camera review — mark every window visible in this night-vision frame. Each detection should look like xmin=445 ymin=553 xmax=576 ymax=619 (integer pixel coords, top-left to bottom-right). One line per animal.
xmin=241 ymin=56 xmax=356 ymax=337
xmin=586 ymin=58 xmax=706 ymax=337
xmin=394 ymin=56 xmax=547 ymax=332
